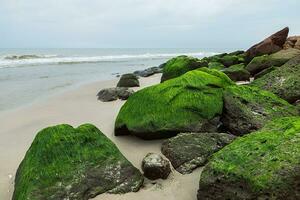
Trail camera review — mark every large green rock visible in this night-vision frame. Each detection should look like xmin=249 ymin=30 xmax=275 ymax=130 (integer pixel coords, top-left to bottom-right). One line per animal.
xmin=160 ymin=55 xmax=207 ymax=82
xmin=198 ymin=117 xmax=300 ymax=200
xmin=115 ymin=68 xmax=234 ymax=139
xmin=251 ymin=55 xmax=300 ymax=103
xmin=246 ymin=48 xmax=300 ymax=75
xmin=222 ymin=85 xmax=298 ymax=135
xmin=222 ymin=63 xmax=250 ymax=81
xmin=161 ymin=132 xmax=236 ymax=174
xmin=13 ymin=124 xmax=143 ymax=200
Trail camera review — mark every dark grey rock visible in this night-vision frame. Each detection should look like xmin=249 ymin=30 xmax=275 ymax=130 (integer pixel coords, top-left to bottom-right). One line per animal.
xmin=117 ymin=73 xmax=139 ymax=87
xmin=141 ymin=153 xmax=171 ymax=180
xmin=134 ymin=66 xmax=162 ymax=77
xmin=97 ymin=87 xmax=134 ymax=102
xmin=161 ymin=133 xmax=235 ymax=174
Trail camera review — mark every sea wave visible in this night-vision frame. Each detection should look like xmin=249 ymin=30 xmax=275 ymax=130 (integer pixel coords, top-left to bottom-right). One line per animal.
xmin=3 ymin=54 xmax=58 ymax=60
xmin=0 ymin=52 xmax=217 ymax=69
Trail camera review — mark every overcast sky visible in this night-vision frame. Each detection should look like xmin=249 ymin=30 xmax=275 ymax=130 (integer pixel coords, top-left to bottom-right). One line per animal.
xmin=1 ymin=0 xmax=300 ymax=49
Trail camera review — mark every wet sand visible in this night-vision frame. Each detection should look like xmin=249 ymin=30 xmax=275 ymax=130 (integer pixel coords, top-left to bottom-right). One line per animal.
xmin=0 ymin=73 xmax=201 ymax=200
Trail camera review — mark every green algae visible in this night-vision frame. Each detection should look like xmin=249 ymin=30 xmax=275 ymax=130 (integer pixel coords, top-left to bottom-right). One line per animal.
xmin=161 ymin=55 xmax=207 ymax=82
xmin=115 ymin=68 xmax=235 ymax=139
xmin=13 ymin=124 xmax=143 ymax=200
xmin=199 ymin=117 xmax=300 ymax=199
xmin=222 ymin=63 xmax=250 ymax=81
xmin=251 ymin=57 xmax=300 ymax=103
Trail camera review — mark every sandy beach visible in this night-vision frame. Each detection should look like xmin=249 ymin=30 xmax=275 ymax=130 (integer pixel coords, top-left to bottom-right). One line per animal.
xmin=0 ymin=73 xmax=201 ymax=200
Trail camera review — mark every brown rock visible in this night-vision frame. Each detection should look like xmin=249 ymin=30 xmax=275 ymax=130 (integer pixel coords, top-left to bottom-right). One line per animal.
xmin=283 ymin=36 xmax=300 ymax=50
xmin=295 ymin=38 xmax=300 ymax=50
xmin=246 ymin=27 xmax=289 ymax=61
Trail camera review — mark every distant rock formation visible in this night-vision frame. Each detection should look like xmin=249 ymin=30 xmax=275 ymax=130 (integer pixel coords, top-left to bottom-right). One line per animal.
xmin=245 ymin=27 xmax=289 ymax=61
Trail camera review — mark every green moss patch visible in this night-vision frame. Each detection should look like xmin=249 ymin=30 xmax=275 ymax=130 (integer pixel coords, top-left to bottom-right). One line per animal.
xmin=222 ymin=63 xmax=250 ymax=81
xmin=13 ymin=124 xmax=143 ymax=200
xmin=160 ymin=55 xmax=208 ymax=82
xmin=198 ymin=117 xmax=300 ymax=199
xmin=246 ymin=48 xmax=300 ymax=75
xmin=222 ymin=85 xmax=298 ymax=135
xmin=115 ymin=68 xmax=234 ymax=139
xmin=251 ymin=56 xmax=300 ymax=103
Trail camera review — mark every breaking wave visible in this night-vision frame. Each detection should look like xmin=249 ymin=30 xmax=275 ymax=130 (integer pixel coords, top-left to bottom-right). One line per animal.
xmin=0 ymin=52 xmax=217 ymax=69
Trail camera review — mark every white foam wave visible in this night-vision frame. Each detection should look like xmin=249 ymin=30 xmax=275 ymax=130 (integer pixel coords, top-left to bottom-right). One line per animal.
xmin=0 ymin=52 xmax=217 ymax=69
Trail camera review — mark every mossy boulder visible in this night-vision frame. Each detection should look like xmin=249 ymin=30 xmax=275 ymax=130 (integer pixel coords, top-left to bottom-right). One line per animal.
xmin=221 ymin=85 xmax=298 ymax=136
xmin=198 ymin=117 xmax=300 ymax=200
xmin=161 ymin=132 xmax=236 ymax=174
xmin=160 ymin=55 xmax=208 ymax=82
xmin=115 ymin=68 xmax=235 ymax=139
xmin=253 ymin=66 xmax=277 ymax=79
xmin=222 ymin=63 xmax=251 ymax=81
xmin=117 ymin=73 xmax=139 ymax=87
xmin=220 ymin=55 xmax=244 ymax=67
xmin=13 ymin=124 xmax=143 ymax=200
xmin=246 ymin=48 xmax=300 ymax=75
xmin=251 ymin=55 xmax=300 ymax=103
xmin=208 ymin=62 xmax=225 ymax=70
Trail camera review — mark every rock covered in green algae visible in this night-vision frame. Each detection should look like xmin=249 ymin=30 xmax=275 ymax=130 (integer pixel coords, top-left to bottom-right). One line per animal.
xmin=219 ymin=54 xmax=244 ymax=67
xmin=161 ymin=133 xmax=236 ymax=174
xmin=205 ymin=53 xmax=245 ymax=67
xmin=198 ymin=117 xmax=300 ymax=200
xmin=13 ymin=124 xmax=143 ymax=200
xmin=117 ymin=73 xmax=140 ymax=87
xmin=208 ymin=62 xmax=225 ymax=70
xmin=221 ymin=85 xmax=298 ymax=136
xmin=246 ymin=48 xmax=300 ymax=75
xmin=251 ymin=55 xmax=300 ymax=103
xmin=115 ymin=68 xmax=235 ymax=140
xmin=222 ymin=63 xmax=251 ymax=81
xmin=160 ymin=55 xmax=208 ymax=82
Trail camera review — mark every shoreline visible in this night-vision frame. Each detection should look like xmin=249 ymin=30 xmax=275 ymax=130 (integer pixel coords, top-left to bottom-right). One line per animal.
xmin=0 ymin=76 xmax=120 ymax=116
xmin=0 ymin=73 xmax=201 ymax=200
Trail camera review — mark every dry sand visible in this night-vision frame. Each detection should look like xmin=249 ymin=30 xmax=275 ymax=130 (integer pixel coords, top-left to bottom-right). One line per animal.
xmin=0 ymin=73 xmax=201 ymax=200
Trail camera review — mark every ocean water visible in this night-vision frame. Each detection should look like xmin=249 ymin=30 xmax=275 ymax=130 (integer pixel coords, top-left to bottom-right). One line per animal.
xmin=0 ymin=48 xmax=217 ymax=112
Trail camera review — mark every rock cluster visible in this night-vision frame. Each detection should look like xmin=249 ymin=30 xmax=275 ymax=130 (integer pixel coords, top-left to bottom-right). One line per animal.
xmin=14 ymin=26 xmax=300 ymax=200
xmin=198 ymin=117 xmax=300 ymax=200
xmin=134 ymin=66 xmax=162 ymax=77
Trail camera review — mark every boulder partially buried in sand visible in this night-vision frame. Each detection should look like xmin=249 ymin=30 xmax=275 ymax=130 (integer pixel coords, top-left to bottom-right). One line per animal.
xmin=115 ymin=68 xmax=234 ymax=139
xmin=141 ymin=153 xmax=171 ymax=180
xmin=13 ymin=124 xmax=143 ymax=200
xmin=97 ymin=87 xmax=134 ymax=101
xmin=198 ymin=117 xmax=300 ymax=200
xmin=117 ymin=73 xmax=139 ymax=87
xmin=221 ymin=85 xmax=298 ymax=136
xmin=161 ymin=133 xmax=235 ymax=174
